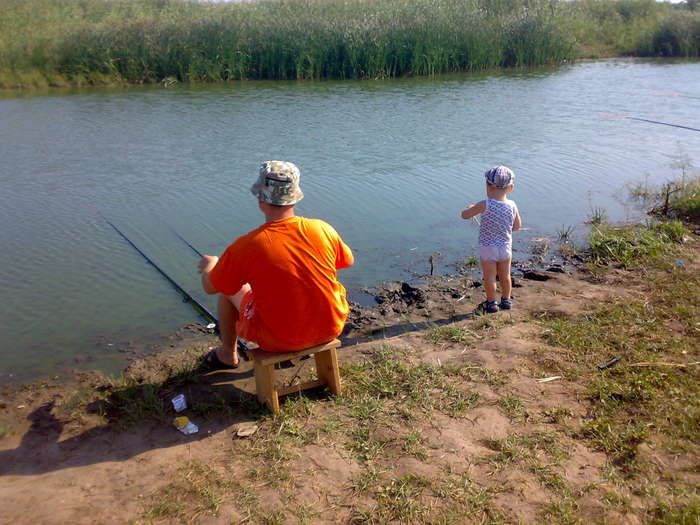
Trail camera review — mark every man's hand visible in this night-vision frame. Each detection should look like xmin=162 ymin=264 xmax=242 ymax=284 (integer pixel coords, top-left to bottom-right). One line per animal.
xmin=198 ymin=255 xmax=219 ymax=274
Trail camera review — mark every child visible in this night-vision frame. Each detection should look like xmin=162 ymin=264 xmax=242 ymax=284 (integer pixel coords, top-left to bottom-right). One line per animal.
xmin=460 ymin=166 xmax=522 ymax=313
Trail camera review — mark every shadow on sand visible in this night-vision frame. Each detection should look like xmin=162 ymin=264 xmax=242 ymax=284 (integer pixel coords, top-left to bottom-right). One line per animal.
xmin=0 ymin=311 xmax=478 ymax=476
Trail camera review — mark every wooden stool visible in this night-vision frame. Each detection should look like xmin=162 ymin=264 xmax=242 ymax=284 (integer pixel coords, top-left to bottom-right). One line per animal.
xmin=250 ymin=339 xmax=342 ymax=413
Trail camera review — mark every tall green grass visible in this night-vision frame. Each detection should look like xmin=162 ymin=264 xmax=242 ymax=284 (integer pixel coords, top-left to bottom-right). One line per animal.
xmin=0 ymin=0 xmax=698 ymax=88
xmin=588 ymin=221 xmax=686 ymax=268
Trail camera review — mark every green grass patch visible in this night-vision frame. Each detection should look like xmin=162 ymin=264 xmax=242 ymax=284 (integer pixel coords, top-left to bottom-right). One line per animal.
xmin=430 ymin=474 xmax=506 ymax=524
xmin=353 ymin=471 xmax=505 ymax=525
xmin=342 ymin=345 xmax=480 ymax=416
xmin=402 ymin=429 xmax=429 ymax=460
xmin=140 ymin=460 xmax=234 ymax=523
xmin=541 ymin=242 xmax=700 ymax=472
xmin=425 ymin=324 xmax=473 ymax=344
xmin=540 ymin=499 xmax=583 ymax=525
xmin=588 ymin=222 xmax=684 ymax=268
xmin=541 ymin=407 xmax=574 ymax=424
xmin=497 ymin=396 xmax=529 ymax=421
xmin=485 ymin=431 xmax=570 ymax=466
xmin=530 ymin=463 xmax=572 ymax=498
xmin=346 ymin=424 xmax=389 ymax=462
xmin=102 ymin=381 xmax=170 ymax=427
xmin=649 ymin=495 xmax=700 ymax=524
xmin=442 ymin=361 xmax=509 ymax=386
xmin=351 ymin=474 xmax=431 ymax=523
xmin=92 ymin=347 xmax=261 ymax=428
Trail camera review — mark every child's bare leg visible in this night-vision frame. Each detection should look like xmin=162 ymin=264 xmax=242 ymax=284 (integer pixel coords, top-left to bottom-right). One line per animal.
xmin=481 ymin=260 xmax=498 ymax=302
xmin=497 ymin=258 xmax=512 ymax=299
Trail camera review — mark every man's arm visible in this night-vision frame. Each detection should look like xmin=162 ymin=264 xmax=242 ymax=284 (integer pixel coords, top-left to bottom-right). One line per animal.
xmin=198 ymin=255 xmax=219 ymax=295
xmin=461 ymin=200 xmax=485 ymax=219
xmin=336 ymin=240 xmax=354 ymax=270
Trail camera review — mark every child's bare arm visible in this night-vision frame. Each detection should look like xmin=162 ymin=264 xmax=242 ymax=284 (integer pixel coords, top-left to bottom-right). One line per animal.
xmin=461 ymin=200 xmax=486 ymax=219
xmin=513 ymin=207 xmax=522 ymax=231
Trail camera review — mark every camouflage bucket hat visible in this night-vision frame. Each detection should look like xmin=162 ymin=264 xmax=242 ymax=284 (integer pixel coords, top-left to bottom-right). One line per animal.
xmin=484 ymin=165 xmax=515 ymax=189
xmin=251 ymin=161 xmax=304 ymax=206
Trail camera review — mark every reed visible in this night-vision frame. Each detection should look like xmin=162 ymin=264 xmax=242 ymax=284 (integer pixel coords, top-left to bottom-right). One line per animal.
xmin=0 ymin=0 xmax=698 ymax=88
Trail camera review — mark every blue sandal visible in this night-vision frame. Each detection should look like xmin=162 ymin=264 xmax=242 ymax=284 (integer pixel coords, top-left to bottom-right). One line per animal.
xmin=499 ymin=298 xmax=513 ymax=310
xmin=477 ymin=300 xmax=500 ymax=314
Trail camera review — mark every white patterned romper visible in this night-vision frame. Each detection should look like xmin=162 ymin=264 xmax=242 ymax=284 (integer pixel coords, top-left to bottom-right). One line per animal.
xmin=478 ymin=198 xmax=518 ymax=262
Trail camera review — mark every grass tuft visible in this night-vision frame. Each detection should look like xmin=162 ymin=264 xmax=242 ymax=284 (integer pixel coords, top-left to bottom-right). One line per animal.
xmin=140 ymin=460 xmax=233 ymax=523
xmin=342 ymin=345 xmax=480 ymax=416
xmin=588 ymin=222 xmax=683 ymax=268
xmin=425 ymin=324 xmax=472 ymax=344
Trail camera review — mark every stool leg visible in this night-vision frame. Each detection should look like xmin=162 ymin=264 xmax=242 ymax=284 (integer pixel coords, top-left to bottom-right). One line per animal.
xmin=314 ymin=348 xmax=341 ymax=396
xmin=254 ymin=361 xmax=279 ymax=413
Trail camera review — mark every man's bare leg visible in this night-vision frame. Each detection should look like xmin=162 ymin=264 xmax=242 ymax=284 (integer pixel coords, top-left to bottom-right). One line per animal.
xmin=208 ymin=284 xmax=251 ymax=367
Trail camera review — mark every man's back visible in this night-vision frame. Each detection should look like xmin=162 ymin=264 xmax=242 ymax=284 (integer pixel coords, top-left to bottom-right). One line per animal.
xmin=210 ymin=216 xmax=353 ymax=351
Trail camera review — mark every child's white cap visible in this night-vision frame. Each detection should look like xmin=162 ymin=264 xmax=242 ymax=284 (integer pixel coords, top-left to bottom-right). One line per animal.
xmin=485 ymin=166 xmax=515 ymax=189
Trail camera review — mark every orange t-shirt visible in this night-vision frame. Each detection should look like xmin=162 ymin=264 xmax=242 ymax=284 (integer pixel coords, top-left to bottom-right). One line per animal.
xmin=209 ymin=216 xmax=353 ymax=352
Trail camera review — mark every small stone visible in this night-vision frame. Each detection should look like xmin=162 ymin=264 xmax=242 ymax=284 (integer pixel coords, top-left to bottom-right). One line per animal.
xmin=235 ymin=423 xmax=259 ymax=438
xmin=546 ymin=266 xmax=566 ymax=273
xmin=523 ymin=270 xmax=550 ymax=281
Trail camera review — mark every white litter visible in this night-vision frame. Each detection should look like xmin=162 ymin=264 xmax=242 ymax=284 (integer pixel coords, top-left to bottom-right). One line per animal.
xmin=173 ymin=416 xmax=198 ymax=435
xmin=537 ymin=376 xmax=562 ymax=383
xmin=171 ymin=394 xmax=187 ymax=412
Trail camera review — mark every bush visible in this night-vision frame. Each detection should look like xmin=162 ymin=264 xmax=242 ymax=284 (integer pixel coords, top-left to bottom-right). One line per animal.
xmin=645 ymin=11 xmax=700 ymax=56
xmin=673 ymin=178 xmax=700 ymax=221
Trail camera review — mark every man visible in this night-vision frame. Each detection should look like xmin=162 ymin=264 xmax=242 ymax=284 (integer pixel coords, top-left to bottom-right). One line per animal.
xmin=198 ymin=161 xmax=354 ymax=368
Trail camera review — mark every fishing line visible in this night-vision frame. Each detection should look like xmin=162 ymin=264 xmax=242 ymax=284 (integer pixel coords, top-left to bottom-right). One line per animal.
xmin=164 ymin=222 xmax=251 ymax=356
xmin=650 ymin=90 xmax=700 ymax=101
xmin=165 ymin=223 xmax=204 ymax=258
xmin=103 ymin=214 xmax=251 ymax=360
xmin=600 ymin=112 xmax=700 ymax=133
xmin=101 ymin=213 xmax=219 ymax=327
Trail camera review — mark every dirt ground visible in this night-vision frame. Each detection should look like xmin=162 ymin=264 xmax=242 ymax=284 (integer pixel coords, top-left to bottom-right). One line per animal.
xmin=0 ymin=248 xmax=697 ymax=524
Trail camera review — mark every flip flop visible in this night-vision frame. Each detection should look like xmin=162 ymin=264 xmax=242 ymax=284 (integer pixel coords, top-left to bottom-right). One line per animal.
xmin=204 ymin=349 xmax=239 ymax=370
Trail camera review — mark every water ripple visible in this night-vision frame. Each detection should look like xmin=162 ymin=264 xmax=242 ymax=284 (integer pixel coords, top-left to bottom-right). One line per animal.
xmin=2 ymin=59 xmax=700 ymax=378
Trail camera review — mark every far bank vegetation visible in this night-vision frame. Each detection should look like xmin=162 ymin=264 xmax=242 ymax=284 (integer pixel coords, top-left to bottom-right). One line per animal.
xmin=1 ymin=0 xmax=700 ymax=89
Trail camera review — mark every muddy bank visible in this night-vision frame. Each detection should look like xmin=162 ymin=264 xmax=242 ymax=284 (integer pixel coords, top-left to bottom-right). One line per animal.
xmin=0 ymin=253 xmax=582 ymax=421
xmin=344 ymin=257 xmax=578 ymax=339
xmin=0 ymin=262 xmax=586 ymax=459
xmin=0 ymin=231 xmax=588 ymax=459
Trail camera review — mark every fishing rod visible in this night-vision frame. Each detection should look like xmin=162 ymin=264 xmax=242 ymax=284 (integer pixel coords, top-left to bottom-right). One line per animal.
xmin=166 ymin=224 xmax=204 ymax=258
xmin=102 ymin=215 xmax=218 ymax=328
xmin=600 ymin=112 xmax=700 ymax=133
xmin=165 ymin=223 xmax=251 ymax=357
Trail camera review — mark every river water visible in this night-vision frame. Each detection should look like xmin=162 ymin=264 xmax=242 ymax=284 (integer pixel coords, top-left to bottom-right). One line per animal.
xmin=1 ymin=58 xmax=699 ymax=382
